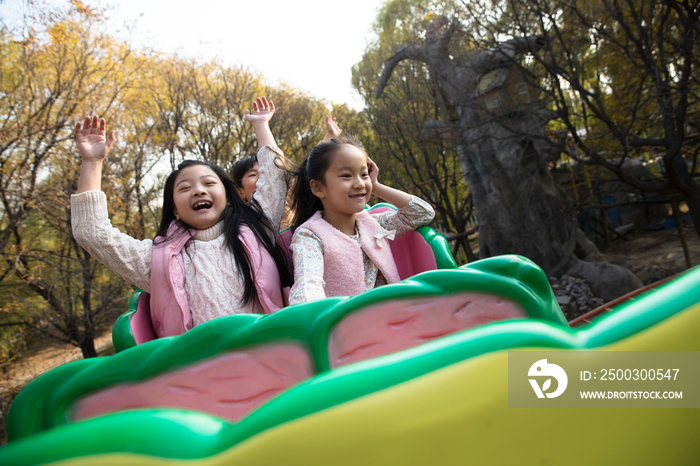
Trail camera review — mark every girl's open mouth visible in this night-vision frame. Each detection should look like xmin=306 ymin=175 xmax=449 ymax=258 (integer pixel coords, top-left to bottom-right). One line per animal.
xmin=193 ymin=201 xmax=213 ymax=210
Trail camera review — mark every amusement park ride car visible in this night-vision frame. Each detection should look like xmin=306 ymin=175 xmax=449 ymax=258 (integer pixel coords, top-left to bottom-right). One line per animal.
xmin=1 ymin=205 xmax=698 ymax=465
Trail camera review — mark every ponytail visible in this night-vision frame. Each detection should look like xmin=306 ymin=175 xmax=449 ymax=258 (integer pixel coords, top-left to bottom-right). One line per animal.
xmin=289 ymin=134 xmax=367 ymax=230
xmin=289 ymin=156 xmax=324 ymax=229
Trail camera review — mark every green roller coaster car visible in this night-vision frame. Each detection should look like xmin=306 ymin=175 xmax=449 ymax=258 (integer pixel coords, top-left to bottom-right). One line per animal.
xmin=1 ymin=213 xmax=698 ymax=465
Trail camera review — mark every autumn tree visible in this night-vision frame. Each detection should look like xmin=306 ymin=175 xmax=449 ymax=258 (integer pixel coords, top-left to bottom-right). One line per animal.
xmin=460 ymin=0 xmax=700 ymax=238
xmin=0 ymin=1 xmax=138 ymax=357
xmin=103 ymin=57 xmax=179 ymax=241
xmin=145 ymin=59 xmax=349 ymax=170
xmin=0 ymin=0 xmax=383 ymax=362
xmin=266 ymin=86 xmax=341 ymax=162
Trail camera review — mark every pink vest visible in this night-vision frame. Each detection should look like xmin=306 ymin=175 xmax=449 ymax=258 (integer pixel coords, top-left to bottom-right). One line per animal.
xmin=299 ymin=210 xmax=401 ymax=298
xmin=144 ymin=221 xmax=285 ymax=338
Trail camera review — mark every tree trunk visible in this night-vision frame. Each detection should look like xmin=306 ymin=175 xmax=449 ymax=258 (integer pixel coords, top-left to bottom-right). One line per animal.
xmin=457 ymin=115 xmax=574 ymax=273
xmin=681 ymin=187 xmax=700 ymax=242
xmin=80 ymin=337 xmax=98 ymax=359
xmin=669 ymin=155 xmax=700 ymax=240
xmin=462 ymin=237 xmax=477 ymax=263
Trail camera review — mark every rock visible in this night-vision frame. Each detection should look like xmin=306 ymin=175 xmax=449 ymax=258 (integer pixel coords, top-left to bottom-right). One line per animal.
xmin=575 ymin=229 xmax=599 ymax=258
xmin=621 ymin=259 xmax=644 ymax=273
xmin=564 ymin=259 xmax=643 ymax=301
xmin=548 ymin=274 xmax=606 ymax=320
xmin=615 ymin=223 xmax=636 ymax=236
xmin=556 ymin=295 xmax=572 ymax=305
xmin=635 ymin=268 xmax=652 ymax=284
xmin=583 ymin=251 xmax=606 ymax=262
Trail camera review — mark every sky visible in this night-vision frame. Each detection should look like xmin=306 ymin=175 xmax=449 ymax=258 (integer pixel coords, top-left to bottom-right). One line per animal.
xmin=1 ymin=0 xmax=387 ymax=110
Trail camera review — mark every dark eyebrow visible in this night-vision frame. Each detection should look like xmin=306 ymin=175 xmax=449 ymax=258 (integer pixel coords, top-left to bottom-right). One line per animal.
xmin=175 ymin=177 xmax=192 ymax=187
xmin=176 ymin=174 xmax=217 ymax=187
xmin=335 ymin=166 xmax=366 ymax=172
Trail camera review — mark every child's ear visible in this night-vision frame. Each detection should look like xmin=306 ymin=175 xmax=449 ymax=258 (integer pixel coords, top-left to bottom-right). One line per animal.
xmin=310 ymin=179 xmax=325 ymax=199
xmin=173 ymin=208 xmax=180 ymax=221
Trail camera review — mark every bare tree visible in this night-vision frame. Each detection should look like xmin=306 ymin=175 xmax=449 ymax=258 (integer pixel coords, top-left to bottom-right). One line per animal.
xmin=375 ymin=15 xmax=643 ymax=298
xmin=481 ymin=0 xmax=700 ymax=239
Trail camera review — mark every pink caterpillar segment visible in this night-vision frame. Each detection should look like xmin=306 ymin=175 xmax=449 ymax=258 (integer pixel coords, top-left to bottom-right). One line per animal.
xmin=72 ymin=343 xmax=313 ymax=423
xmin=329 ymin=293 xmax=525 ymax=367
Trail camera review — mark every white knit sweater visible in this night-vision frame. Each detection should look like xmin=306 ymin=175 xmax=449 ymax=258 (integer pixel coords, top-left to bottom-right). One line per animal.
xmin=71 ymin=146 xmax=287 ymax=327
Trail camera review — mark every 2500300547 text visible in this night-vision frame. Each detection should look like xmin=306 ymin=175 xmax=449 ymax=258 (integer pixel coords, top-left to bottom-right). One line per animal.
xmin=579 ymin=369 xmax=680 ymax=381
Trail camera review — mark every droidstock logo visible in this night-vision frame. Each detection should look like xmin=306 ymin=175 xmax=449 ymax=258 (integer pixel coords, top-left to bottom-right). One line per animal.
xmin=528 ymin=359 xmax=568 ymax=399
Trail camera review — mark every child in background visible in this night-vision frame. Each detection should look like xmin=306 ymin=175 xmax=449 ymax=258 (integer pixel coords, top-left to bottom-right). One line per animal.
xmin=287 ymin=134 xmax=434 ymax=304
xmin=232 ymin=155 xmax=259 ymax=203
xmin=233 ymin=114 xmax=343 ymax=202
xmin=71 ymin=97 xmax=291 ymax=337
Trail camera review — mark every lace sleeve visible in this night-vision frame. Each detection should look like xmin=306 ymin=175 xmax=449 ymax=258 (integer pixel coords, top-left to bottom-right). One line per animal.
xmin=252 ymin=145 xmax=288 ymax=238
xmin=288 ymin=228 xmax=327 ymax=304
xmin=372 ymin=196 xmax=435 ymax=235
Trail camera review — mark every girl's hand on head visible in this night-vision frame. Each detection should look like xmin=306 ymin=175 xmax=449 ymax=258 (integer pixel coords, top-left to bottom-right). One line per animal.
xmin=75 ymin=115 xmax=116 ymax=163
xmin=367 ymin=158 xmax=379 ymax=187
xmin=245 ymin=96 xmax=275 ymax=124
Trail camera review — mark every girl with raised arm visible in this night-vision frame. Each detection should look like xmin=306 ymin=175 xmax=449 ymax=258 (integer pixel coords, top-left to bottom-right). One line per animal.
xmin=72 ymin=97 xmax=291 ymax=337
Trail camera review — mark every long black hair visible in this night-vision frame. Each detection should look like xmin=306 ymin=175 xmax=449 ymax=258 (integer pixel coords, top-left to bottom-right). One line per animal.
xmin=289 ymin=134 xmax=367 ymax=230
xmin=157 ymin=160 xmax=291 ymax=304
xmin=232 ymin=154 xmax=258 ymax=189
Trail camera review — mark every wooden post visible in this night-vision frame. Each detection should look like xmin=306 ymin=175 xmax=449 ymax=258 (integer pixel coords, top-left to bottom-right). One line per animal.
xmin=594 ymin=181 xmax=609 ymax=248
xmin=672 ymin=197 xmax=692 ymax=269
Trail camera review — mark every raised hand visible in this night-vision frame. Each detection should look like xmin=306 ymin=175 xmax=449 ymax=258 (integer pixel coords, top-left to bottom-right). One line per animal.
xmin=245 ymin=96 xmax=275 ymax=125
xmin=321 ymin=115 xmax=343 ymax=143
xmin=75 ymin=115 xmax=116 ymax=163
xmin=367 ymin=157 xmax=379 ymax=187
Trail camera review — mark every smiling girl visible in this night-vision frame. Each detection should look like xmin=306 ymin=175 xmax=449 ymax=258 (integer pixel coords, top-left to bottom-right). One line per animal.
xmin=71 ymin=97 xmax=291 ymax=337
xmin=287 ymin=135 xmax=434 ymax=304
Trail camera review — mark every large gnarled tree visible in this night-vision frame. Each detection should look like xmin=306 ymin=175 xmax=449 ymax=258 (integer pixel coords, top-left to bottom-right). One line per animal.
xmin=460 ymin=0 xmax=700 ymax=238
xmin=375 ymin=14 xmax=642 ymax=298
